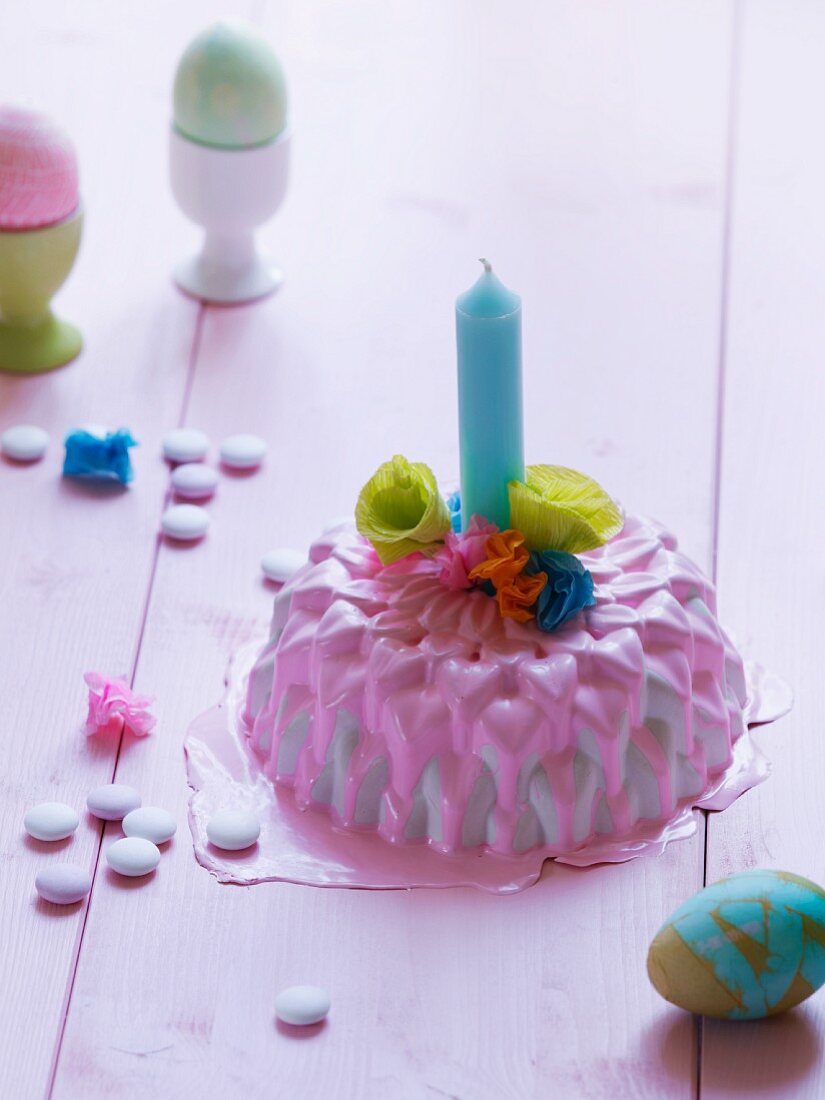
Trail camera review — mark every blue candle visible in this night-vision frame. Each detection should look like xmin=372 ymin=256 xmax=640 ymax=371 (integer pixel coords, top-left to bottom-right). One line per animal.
xmin=456 ymin=260 xmax=524 ymax=530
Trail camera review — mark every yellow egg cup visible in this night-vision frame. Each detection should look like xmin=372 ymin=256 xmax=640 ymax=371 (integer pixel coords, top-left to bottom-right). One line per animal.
xmin=0 ymin=207 xmax=83 ymax=374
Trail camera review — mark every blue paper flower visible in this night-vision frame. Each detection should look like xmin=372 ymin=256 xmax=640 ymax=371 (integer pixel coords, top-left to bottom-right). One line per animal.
xmin=526 ymin=549 xmax=595 ymax=632
xmin=63 ymin=428 xmax=137 ymax=485
xmin=446 ymin=489 xmax=462 ymax=534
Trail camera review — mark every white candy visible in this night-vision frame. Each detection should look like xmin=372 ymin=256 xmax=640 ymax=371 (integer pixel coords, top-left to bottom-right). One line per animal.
xmin=220 ymin=433 xmax=267 ymax=470
xmin=24 ymin=801 xmax=79 ymax=842
xmin=106 ymin=836 xmax=161 ymax=877
xmin=171 ymin=462 xmax=219 ymax=500
xmin=86 ymin=783 xmax=141 ymax=822
xmin=1 ymin=424 xmax=49 ymax=462
xmin=261 ymin=548 xmax=305 ymax=584
xmin=122 ymin=807 xmax=176 ymax=845
xmin=161 ymin=503 xmax=210 ymax=541
xmin=162 ymin=427 xmax=209 ymax=464
xmin=275 ymin=985 xmax=331 ymax=1026
xmin=206 ymin=809 xmax=261 ymax=851
xmin=35 ymin=865 xmax=91 ymax=906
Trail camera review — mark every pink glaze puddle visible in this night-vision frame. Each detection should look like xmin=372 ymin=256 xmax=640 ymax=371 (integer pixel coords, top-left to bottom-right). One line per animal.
xmin=184 ymin=639 xmax=791 ymax=894
xmin=246 ymin=518 xmax=767 ymax=858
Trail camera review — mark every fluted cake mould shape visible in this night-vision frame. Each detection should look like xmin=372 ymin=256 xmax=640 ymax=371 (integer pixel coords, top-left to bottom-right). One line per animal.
xmin=184 ymin=515 xmax=791 ymax=893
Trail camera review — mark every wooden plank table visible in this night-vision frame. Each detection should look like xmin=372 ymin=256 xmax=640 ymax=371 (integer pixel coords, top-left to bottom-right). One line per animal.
xmin=0 ymin=2 xmax=818 ymax=1097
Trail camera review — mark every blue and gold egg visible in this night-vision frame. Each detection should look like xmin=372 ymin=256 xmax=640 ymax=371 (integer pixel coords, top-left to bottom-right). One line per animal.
xmin=647 ymin=869 xmax=825 ymax=1019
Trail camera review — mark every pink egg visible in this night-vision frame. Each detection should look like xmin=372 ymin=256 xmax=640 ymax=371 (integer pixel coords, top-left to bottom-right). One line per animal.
xmin=0 ymin=105 xmax=79 ymax=230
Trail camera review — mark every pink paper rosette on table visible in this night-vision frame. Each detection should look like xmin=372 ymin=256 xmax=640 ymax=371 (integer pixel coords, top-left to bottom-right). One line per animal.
xmin=83 ymin=673 xmax=156 ymax=738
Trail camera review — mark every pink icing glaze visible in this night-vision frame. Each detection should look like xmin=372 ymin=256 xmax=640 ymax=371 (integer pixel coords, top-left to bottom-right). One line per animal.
xmin=243 ymin=514 xmax=758 ymax=860
xmin=0 ymin=106 xmax=79 ymax=230
xmin=183 ymin=639 xmax=789 ymax=892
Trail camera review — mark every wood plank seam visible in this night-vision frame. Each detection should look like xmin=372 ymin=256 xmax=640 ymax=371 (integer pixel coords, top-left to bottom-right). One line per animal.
xmin=43 ymin=303 xmax=207 ymax=1100
xmin=699 ymin=0 xmax=743 ymax=1096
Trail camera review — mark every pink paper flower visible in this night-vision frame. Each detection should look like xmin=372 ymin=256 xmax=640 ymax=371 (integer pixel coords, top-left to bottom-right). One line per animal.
xmin=83 ymin=672 xmax=156 ymax=738
xmin=435 ymin=515 xmax=499 ymax=591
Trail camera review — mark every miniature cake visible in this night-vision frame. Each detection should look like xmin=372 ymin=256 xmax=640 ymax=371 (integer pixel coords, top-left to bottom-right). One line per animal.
xmin=242 ymin=262 xmax=751 ymax=861
xmin=245 ymin=511 xmax=747 ymax=856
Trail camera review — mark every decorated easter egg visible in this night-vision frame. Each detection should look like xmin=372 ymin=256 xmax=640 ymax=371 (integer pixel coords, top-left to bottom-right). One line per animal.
xmin=0 ymin=105 xmax=79 ymax=230
xmin=173 ymin=22 xmax=288 ymax=149
xmin=647 ymin=869 xmax=825 ymax=1019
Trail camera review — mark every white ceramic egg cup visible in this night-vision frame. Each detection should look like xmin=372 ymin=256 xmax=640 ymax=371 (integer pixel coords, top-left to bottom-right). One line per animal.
xmin=169 ymin=127 xmax=290 ymax=305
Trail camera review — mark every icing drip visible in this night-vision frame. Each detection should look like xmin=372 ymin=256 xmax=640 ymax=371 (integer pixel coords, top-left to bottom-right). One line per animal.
xmin=245 ymin=515 xmax=750 ymax=858
xmin=184 ymin=638 xmax=788 ymax=891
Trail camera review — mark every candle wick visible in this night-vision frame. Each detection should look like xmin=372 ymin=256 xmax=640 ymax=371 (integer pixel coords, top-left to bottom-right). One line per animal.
xmin=479 ymin=257 xmax=492 ymax=273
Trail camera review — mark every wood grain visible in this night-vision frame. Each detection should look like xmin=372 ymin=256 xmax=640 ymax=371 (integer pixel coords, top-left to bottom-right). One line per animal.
xmin=46 ymin=4 xmax=733 ymax=1098
xmin=0 ymin=3 xmax=234 ymax=1097
xmin=701 ymin=2 xmax=825 ymax=1095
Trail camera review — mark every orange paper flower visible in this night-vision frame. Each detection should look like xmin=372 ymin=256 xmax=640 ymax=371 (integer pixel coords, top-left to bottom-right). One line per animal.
xmin=469 ymin=529 xmax=530 ymax=590
xmin=497 ymin=570 xmax=547 ymax=622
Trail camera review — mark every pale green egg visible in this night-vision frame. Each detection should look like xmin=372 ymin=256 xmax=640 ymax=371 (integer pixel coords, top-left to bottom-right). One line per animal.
xmin=648 ymin=869 xmax=825 ymax=1019
xmin=173 ymin=21 xmax=287 ymax=150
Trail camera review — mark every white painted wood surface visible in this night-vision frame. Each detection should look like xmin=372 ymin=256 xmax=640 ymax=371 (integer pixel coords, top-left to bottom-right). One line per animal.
xmin=0 ymin=3 xmax=816 ymax=1097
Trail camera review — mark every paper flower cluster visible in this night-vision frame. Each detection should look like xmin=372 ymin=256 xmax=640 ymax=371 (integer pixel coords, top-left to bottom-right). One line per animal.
xmin=355 ymin=455 xmax=451 ymax=565
xmin=509 ymin=465 xmax=623 ymax=553
xmin=355 ymin=456 xmax=621 ymax=632
xmin=83 ymin=672 xmax=156 ymax=738
xmin=529 ymin=549 xmax=596 ymax=631
xmin=63 ymin=428 xmax=136 ymax=485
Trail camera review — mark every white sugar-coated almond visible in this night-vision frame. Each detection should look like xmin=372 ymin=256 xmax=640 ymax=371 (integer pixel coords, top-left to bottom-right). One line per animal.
xmin=162 ymin=427 xmax=209 ymax=464
xmin=206 ymin=809 xmax=261 ymax=851
xmin=35 ymin=865 xmax=91 ymax=905
xmin=122 ymin=807 xmax=176 ymax=845
xmin=261 ymin=548 xmax=305 ymax=584
xmin=275 ymin=985 xmax=331 ymax=1026
xmin=106 ymin=836 xmax=161 ymax=877
xmin=86 ymin=783 xmax=141 ymax=821
xmin=219 ymin=433 xmax=267 ymax=470
xmin=1 ymin=424 xmax=49 ymax=462
xmin=171 ymin=462 xmax=219 ymax=500
xmin=24 ymin=801 xmax=79 ymax=842
xmin=161 ymin=503 xmax=210 ymax=541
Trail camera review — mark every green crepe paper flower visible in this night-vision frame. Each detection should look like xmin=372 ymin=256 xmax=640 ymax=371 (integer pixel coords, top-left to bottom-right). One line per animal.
xmin=508 ymin=464 xmax=624 ymax=553
xmin=356 ymin=455 xmax=452 ymax=565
